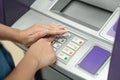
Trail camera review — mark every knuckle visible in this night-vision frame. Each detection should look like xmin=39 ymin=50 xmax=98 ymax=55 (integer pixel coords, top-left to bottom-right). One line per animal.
xmin=51 ymin=53 xmax=56 ymax=61
xmin=54 ymin=30 xmax=57 ymax=34
xmin=33 ymin=24 xmax=42 ymax=28
xmin=52 ymin=54 xmax=56 ymax=59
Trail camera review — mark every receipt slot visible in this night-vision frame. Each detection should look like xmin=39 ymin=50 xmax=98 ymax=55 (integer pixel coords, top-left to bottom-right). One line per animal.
xmin=12 ymin=0 xmax=120 ymax=80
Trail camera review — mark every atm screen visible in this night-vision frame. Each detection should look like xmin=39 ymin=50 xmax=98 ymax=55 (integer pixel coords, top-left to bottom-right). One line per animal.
xmin=61 ymin=0 xmax=112 ymax=31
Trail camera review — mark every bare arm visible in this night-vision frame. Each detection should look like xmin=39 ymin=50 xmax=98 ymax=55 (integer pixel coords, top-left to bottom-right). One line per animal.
xmin=5 ymin=52 xmax=40 ymax=80
xmin=5 ymin=37 xmax=56 ymax=80
xmin=0 ymin=23 xmax=67 ymax=80
xmin=0 ymin=23 xmax=67 ymax=46
xmin=0 ymin=24 xmax=20 ymax=42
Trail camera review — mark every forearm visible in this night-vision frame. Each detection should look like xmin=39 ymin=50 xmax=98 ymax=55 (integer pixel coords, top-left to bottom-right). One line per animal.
xmin=5 ymin=53 xmax=39 ymax=80
xmin=0 ymin=24 xmax=20 ymax=42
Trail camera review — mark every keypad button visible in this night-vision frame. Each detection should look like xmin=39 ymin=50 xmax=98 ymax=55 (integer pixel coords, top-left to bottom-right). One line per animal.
xmin=57 ymin=38 xmax=66 ymax=44
xmin=51 ymin=40 xmax=56 ymax=44
xmin=53 ymin=42 xmax=62 ymax=48
xmin=53 ymin=48 xmax=57 ymax=52
xmin=62 ymin=32 xmax=71 ymax=38
xmin=72 ymin=37 xmax=85 ymax=45
xmin=57 ymin=52 xmax=70 ymax=62
xmin=67 ymin=42 xmax=80 ymax=50
xmin=62 ymin=47 xmax=75 ymax=56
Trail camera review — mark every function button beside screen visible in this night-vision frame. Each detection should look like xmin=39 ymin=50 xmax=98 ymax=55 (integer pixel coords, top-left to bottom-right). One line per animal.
xmin=67 ymin=42 xmax=80 ymax=50
xmin=79 ymin=46 xmax=110 ymax=74
xmin=57 ymin=52 xmax=70 ymax=62
xmin=72 ymin=37 xmax=85 ymax=45
xmin=62 ymin=47 xmax=75 ymax=56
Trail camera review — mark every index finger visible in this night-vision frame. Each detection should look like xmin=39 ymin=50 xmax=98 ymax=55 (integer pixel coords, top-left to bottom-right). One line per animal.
xmin=46 ymin=29 xmax=67 ymax=35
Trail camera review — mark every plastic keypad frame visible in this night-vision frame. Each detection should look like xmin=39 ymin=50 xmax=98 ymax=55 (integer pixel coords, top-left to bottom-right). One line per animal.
xmin=52 ymin=32 xmax=86 ymax=63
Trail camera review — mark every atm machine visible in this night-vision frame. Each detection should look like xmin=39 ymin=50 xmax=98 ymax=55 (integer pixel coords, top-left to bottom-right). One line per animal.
xmin=12 ymin=0 xmax=120 ymax=80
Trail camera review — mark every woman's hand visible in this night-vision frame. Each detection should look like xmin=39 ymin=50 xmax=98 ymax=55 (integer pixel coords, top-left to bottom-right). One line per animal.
xmin=18 ymin=24 xmax=67 ymax=46
xmin=26 ymin=36 xmax=57 ymax=69
xmin=5 ymin=36 xmax=57 ymax=80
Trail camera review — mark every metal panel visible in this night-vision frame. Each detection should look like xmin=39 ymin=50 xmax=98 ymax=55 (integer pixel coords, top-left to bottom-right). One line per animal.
xmin=80 ymin=0 xmax=120 ymax=12
xmin=41 ymin=67 xmax=72 ymax=80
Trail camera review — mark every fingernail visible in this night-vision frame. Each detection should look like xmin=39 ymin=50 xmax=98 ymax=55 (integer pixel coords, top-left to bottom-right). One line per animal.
xmin=57 ymin=24 xmax=65 ymax=27
xmin=65 ymin=28 xmax=69 ymax=32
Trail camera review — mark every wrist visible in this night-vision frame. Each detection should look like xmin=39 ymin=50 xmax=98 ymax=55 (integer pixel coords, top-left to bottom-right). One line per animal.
xmin=5 ymin=52 xmax=40 ymax=80
xmin=11 ymin=28 xmax=22 ymax=43
xmin=14 ymin=29 xmax=26 ymax=45
xmin=25 ymin=52 xmax=40 ymax=70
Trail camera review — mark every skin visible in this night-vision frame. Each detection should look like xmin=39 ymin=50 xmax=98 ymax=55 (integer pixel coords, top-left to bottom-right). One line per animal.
xmin=0 ymin=23 xmax=67 ymax=80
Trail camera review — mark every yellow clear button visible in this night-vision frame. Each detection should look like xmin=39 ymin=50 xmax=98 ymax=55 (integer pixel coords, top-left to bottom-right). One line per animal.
xmin=67 ymin=42 xmax=80 ymax=50
xmin=63 ymin=47 xmax=75 ymax=56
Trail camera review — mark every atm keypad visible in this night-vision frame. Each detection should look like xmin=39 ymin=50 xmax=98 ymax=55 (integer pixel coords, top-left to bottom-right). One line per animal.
xmin=52 ymin=32 xmax=110 ymax=75
xmin=52 ymin=32 xmax=86 ymax=63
